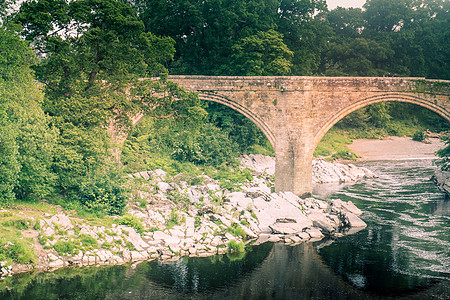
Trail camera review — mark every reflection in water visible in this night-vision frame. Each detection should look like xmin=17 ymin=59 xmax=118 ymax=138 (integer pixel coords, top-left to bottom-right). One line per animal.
xmin=1 ymin=242 xmax=448 ymax=299
xmin=0 ymin=160 xmax=449 ymax=299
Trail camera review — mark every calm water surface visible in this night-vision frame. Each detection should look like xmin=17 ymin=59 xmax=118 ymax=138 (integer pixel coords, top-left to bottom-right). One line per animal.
xmin=1 ymin=160 xmax=449 ymax=299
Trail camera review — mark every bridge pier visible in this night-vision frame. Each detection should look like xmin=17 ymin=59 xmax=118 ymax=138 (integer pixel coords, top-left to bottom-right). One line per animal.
xmin=274 ymin=135 xmax=314 ymax=197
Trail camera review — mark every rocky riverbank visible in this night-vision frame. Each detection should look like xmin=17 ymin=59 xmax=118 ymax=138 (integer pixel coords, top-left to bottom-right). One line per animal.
xmin=1 ymin=155 xmax=373 ymax=278
xmin=240 ymin=154 xmax=377 ymax=183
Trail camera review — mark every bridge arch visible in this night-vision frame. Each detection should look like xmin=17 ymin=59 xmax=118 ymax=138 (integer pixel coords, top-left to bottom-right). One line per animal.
xmin=198 ymin=91 xmax=276 ymax=149
xmin=313 ymin=93 xmax=450 ymax=149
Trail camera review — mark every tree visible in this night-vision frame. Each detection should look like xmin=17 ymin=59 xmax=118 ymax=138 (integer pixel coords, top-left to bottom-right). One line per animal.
xmin=0 ymin=27 xmax=58 ymax=203
xmin=13 ymin=0 xmax=180 ymax=207
xmin=326 ymin=7 xmax=365 ymax=40
xmin=134 ymin=0 xmax=278 ymax=75
xmin=276 ymin=0 xmax=330 ymax=75
xmin=321 ymin=38 xmax=393 ymax=76
xmin=361 ymin=0 xmax=450 ymax=79
xmin=229 ymin=29 xmax=293 ymax=76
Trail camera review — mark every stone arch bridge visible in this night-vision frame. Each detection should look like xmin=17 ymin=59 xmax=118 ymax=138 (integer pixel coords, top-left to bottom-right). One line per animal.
xmin=167 ymin=76 xmax=450 ymax=197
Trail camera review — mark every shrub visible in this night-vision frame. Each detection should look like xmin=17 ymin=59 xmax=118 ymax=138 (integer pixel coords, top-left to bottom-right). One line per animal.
xmin=79 ymin=234 xmax=98 ymax=249
xmin=194 ymin=216 xmax=201 ymax=228
xmin=78 ymin=167 xmax=128 ymax=216
xmin=412 ymin=130 xmax=426 ymax=141
xmin=53 ymin=240 xmax=77 ymax=256
xmin=166 ymin=209 xmax=185 ymax=229
xmin=227 ymin=223 xmax=247 ymax=239
xmin=227 ymin=240 xmax=245 ymax=253
xmin=119 ymin=214 xmax=145 ymax=234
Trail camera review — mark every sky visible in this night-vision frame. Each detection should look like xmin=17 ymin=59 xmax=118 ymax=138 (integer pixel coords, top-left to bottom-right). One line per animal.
xmin=326 ymin=0 xmax=366 ymax=10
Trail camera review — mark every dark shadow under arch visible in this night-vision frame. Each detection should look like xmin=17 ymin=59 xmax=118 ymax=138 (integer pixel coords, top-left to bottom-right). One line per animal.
xmin=198 ymin=91 xmax=276 ymax=149
xmin=313 ymin=93 xmax=450 ymax=148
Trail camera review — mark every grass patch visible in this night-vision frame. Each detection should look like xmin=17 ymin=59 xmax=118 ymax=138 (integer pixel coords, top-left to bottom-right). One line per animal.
xmin=0 ymin=238 xmax=36 ymax=264
xmin=119 ymin=214 xmax=145 ymax=234
xmin=227 ymin=223 xmax=247 ymax=239
xmin=52 ymin=234 xmax=99 ymax=255
xmin=166 ymin=209 xmax=185 ymax=229
xmin=53 ymin=240 xmax=77 ymax=256
xmin=314 ymin=129 xmax=355 ymax=158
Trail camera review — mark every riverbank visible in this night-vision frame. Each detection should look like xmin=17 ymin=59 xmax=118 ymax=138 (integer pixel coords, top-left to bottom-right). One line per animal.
xmin=351 ymin=135 xmax=450 ymax=198
xmin=348 ymin=136 xmax=445 ymax=161
xmin=0 ymin=157 xmax=373 ymax=278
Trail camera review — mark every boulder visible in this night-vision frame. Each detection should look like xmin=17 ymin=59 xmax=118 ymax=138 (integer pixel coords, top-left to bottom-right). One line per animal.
xmin=431 ymin=169 xmax=450 ymax=196
xmin=331 ymin=199 xmax=363 ymax=216
xmin=157 ymin=182 xmax=171 ymax=193
xmin=344 ymin=212 xmax=367 ymax=228
xmin=269 ymin=222 xmax=309 ymax=235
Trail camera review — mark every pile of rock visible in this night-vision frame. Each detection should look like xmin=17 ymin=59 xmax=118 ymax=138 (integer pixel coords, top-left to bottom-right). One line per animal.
xmin=312 ymin=159 xmax=377 ymax=183
xmin=240 ymin=154 xmax=377 ymax=183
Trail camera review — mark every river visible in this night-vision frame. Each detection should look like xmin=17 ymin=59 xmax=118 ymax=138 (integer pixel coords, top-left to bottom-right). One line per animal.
xmin=1 ymin=159 xmax=449 ymax=299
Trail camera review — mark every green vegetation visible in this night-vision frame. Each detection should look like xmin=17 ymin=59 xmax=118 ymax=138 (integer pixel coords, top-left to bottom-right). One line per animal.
xmin=119 ymin=215 xmax=145 ymax=234
xmin=166 ymin=209 xmax=185 ymax=229
xmin=227 ymin=223 xmax=247 ymax=239
xmin=52 ymin=234 xmax=99 ymax=256
xmin=227 ymin=240 xmax=246 ymax=253
xmin=437 ymin=138 xmax=450 ymax=171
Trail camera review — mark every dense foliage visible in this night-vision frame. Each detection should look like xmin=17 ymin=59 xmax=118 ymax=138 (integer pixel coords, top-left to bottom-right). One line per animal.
xmin=0 ymin=28 xmax=58 ymax=205
xmin=130 ymin=0 xmax=449 ymax=79
xmin=1 ymin=0 xmax=449 ymax=213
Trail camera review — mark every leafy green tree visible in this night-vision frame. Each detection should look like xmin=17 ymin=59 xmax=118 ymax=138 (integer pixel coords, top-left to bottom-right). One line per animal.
xmin=229 ymin=29 xmax=293 ymax=76
xmin=276 ymin=0 xmax=329 ymax=75
xmin=0 ymin=27 xmax=58 ymax=202
xmin=0 ymin=110 xmax=19 ymax=205
xmin=326 ymin=7 xmax=365 ymax=40
xmin=13 ymin=0 xmax=181 ymax=209
xmin=206 ymin=102 xmax=270 ymax=154
xmin=361 ymin=0 xmax=449 ymax=79
xmin=134 ymin=0 xmax=278 ymax=75
xmin=322 ymin=38 xmax=393 ymax=76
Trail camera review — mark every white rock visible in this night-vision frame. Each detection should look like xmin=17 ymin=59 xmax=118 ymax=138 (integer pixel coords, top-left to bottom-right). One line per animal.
xmin=269 ymin=222 xmax=309 ymax=235
xmin=48 ymin=214 xmax=74 ymax=230
xmin=169 ymin=228 xmax=185 ymax=238
xmin=297 ymin=232 xmax=310 ymax=240
xmin=131 ymin=251 xmax=148 ymax=261
xmin=48 ymin=253 xmax=59 ymax=262
xmin=157 ymin=182 xmax=171 ymax=193
xmin=345 ymin=212 xmax=367 ymax=228
xmin=306 ymin=227 xmax=325 ymax=240
xmin=307 ymin=210 xmax=336 ymax=234
xmin=48 ymin=259 xmax=64 ymax=268
xmin=152 ymin=231 xmax=172 ymax=241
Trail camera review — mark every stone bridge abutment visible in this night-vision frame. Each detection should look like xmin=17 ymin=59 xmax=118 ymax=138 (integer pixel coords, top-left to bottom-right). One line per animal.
xmin=169 ymin=76 xmax=450 ymax=197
